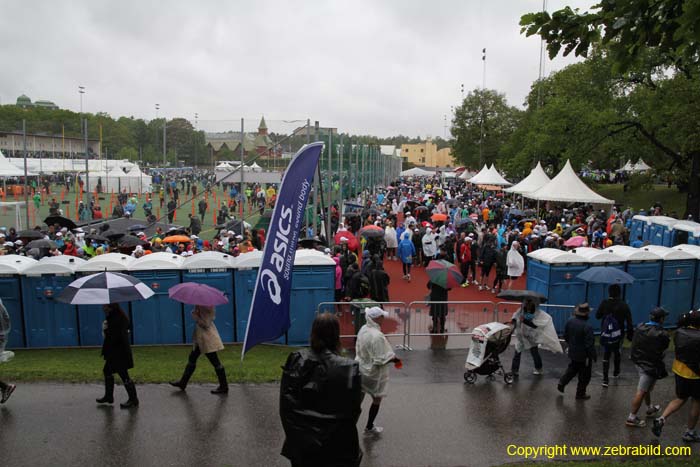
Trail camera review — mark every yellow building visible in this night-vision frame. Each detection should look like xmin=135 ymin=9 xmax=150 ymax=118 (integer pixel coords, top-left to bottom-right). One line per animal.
xmin=400 ymin=139 xmax=455 ymax=168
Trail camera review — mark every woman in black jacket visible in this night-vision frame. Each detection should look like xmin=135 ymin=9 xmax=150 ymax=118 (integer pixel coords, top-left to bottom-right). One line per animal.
xmin=280 ymin=313 xmax=362 ymax=467
xmin=96 ymin=304 xmax=139 ymax=409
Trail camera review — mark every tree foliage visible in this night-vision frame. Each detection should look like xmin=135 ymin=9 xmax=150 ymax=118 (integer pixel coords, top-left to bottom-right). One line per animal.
xmin=450 ymin=88 xmax=521 ymax=169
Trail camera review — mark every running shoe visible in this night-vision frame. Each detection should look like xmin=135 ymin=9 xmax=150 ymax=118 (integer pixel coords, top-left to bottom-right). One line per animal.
xmin=0 ymin=384 xmax=16 ymax=404
xmin=626 ymin=417 xmax=646 ymax=428
xmin=602 ymin=380 xmax=609 ymax=388
xmin=532 ymin=369 xmax=543 ymax=375
xmin=682 ymin=430 xmax=700 ymax=442
xmin=652 ymin=417 xmax=665 ymax=437
xmin=646 ymin=405 xmax=661 ymax=417
xmin=364 ymin=426 xmax=384 ymax=435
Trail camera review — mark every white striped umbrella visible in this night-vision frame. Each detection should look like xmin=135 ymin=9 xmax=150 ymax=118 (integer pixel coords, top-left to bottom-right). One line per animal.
xmin=56 ymin=272 xmax=154 ymax=305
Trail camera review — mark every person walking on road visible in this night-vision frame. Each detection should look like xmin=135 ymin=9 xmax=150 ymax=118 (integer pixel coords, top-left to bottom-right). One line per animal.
xmin=510 ymin=298 xmax=562 ymax=378
xmin=280 ymin=313 xmax=363 ymax=467
xmin=558 ymin=303 xmax=596 ymax=400
xmin=626 ymin=307 xmax=670 ymax=428
xmin=506 ymin=241 xmax=524 ymax=290
xmin=198 ymin=199 xmax=208 ymax=222
xmin=652 ymin=310 xmax=700 ymax=442
xmin=167 ymin=199 xmax=177 ymax=224
xmin=97 ymin=304 xmax=139 ymax=409
xmin=170 ymin=305 xmax=228 ymax=394
xmin=356 ymin=306 xmax=402 ymax=435
xmin=0 ymin=299 xmax=16 ymax=404
xmin=397 ymin=232 xmax=416 ymax=281
xmin=427 ymin=279 xmax=450 ymax=334
xmin=596 ymin=284 xmax=634 ymax=387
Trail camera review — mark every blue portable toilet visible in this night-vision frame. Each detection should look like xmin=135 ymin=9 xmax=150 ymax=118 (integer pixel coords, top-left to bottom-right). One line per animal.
xmin=232 ymin=249 xmax=335 ymax=345
xmin=128 ymin=252 xmax=184 ymax=345
xmin=21 ymin=256 xmax=86 ymax=347
xmin=648 ymin=216 xmax=678 ymax=246
xmin=569 ymin=247 xmax=626 ymax=332
xmin=606 ymin=246 xmax=662 ymax=325
xmin=672 ymin=221 xmax=700 ymax=246
xmin=645 ymin=245 xmax=696 ymax=326
xmin=673 ymin=244 xmax=700 ymax=311
xmin=630 ymin=215 xmax=650 ymax=244
xmin=0 ymin=255 xmax=38 ymax=348
xmin=182 ymin=252 xmax=235 ymax=343
xmin=526 ymin=248 xmax=588 ymax=333
xmin=75 ymin=253 xmax=136 ymax=346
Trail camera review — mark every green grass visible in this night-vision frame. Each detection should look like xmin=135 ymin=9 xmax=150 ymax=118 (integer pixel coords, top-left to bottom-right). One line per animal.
xmin=0 ymin=344 xmax=298 ymax=384
xmin=594 ymin=184 xmax=686 ymax=217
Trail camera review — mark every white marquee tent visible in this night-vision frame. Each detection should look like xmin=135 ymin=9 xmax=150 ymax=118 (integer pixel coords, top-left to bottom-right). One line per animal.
xmin=0 ymin=150 xmax=37 ymax=177
xmin=400 ymin=167 xmax=434 ymax=177
xmin=504 ymin=161 xmax=550 ymax=195
xmin=464 ymin=164 xmax=488 ymax=181
xmin=123 ymin=165 xmax=152 ymax=193
xmin=527 ymin=160 xmax=614 ymax=204
xmin=469 ymin=164 xmax=511 ymax=186
xmin=632 ymin=159 xmax=651 ymax=172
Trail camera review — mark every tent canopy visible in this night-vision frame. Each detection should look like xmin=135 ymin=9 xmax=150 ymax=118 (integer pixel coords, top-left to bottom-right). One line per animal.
xmin=632 ymin=159 xmax=651 ymax=172
xmin=527 ymin=160 xmax=614 ymax=204
xmin=470 ymin=164 xmax=511 ymax=186
xmin=466 ymin=164 xmax=488 ymax=182
xmin=504 ymin=161 xmax=550 ymax=195
xmin=0 ymin=150 xmax=38 ymax=177
xmin=400 ymin=167 xmax=434 ymax=177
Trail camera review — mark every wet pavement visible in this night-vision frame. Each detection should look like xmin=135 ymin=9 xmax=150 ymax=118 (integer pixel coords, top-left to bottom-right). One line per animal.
xmin=1 ymin=348 xmax=698 ymax=466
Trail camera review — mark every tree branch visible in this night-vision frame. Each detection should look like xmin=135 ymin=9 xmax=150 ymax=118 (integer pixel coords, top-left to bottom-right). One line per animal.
xmin=617 ymin=120 xmax=683 ymax=163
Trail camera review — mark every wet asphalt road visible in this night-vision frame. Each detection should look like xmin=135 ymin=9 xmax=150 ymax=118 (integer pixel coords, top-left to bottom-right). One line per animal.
xmin=1 ymin=348 xmax=698 ymax=467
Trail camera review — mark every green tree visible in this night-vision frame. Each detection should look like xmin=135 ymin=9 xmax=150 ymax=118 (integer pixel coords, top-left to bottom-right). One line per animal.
xmin=450 ymin=88 xmax=521 ymax=169
xmin=520 ymin=1 xmax=700 ymax=218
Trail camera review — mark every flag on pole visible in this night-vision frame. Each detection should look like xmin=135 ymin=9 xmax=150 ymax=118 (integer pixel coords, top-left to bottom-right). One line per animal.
xmin=242 ymin=142 xmax=323 ymax=357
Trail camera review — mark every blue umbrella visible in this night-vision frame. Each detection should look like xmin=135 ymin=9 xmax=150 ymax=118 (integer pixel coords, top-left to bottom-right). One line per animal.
xmin=577 ymin=267 xmax=635 ymax=285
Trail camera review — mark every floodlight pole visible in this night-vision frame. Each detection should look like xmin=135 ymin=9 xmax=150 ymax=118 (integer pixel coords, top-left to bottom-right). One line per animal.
xmin=23 ymin=120 xmax=29 ymax=229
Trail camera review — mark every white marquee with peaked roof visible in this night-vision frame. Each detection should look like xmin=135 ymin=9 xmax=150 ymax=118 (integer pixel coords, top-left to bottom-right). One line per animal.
xmin=504 ymin=161 xmax=550 ymax=195
xmin=527 ymin=160 xmax=614 ymax=204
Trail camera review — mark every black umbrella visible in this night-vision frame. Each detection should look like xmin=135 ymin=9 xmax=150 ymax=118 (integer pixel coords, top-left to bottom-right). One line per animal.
xmin=127 ymin=224 xmax=147 ymax=232
xmin=364 ymin=208 xmax=382 ymax=216
xmin=44 ymin=216 xmax=77 ymax=230
xmin=26 ymin=239 xmax=57 ymax=249
xmin=415 ymin=206 xmax=429 ymax=212
xmin=118 ymin=235 xmax=147 ymax=247
xmin=359 ymin=226 xmax=385 ymax=238
xmin=496 ymin=290 xmax=547 ymax=303
xmin=343 ymin=212 xmax=360 ymax=219
xmin=103 ymin=230 xmax=125 ymax=240
xmin=86 ymin=234 xmax=108 ymax=243
xmin=56 ymin=272 xmax=154 ymax=305
xmin=18 ymin=229 xmax=43 ymax=240
xmin=562 ymin=224 xmax=585 ymax=239
xmin=445 ymin=199 xmax=460 ymax=207
xmin=456 ymin=217 xmax=474 ymax=227
xmin=508 ymin=209 xmax=524 ymax=217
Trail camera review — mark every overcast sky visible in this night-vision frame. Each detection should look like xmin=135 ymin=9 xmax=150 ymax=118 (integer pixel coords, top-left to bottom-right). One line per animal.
xmin=1 ymin=0 xmax=594 ymax=138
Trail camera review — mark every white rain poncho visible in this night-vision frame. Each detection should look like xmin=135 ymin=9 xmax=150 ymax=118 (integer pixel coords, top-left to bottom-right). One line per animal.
xmin=506 ymin=242 xmax=525 ymax=277
xmin=0 ymin=298 xmax=14 ymax=363
xmin=355 ymin=315 xmax=396 ymax=397
xmin=511 ymin=307 xmax=562 ymax=354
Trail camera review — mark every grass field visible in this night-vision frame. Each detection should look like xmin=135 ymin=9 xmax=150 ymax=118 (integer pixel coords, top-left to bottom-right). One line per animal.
xmin=594 ymin=184 xmax=687 ymax=216
xmin=0 ymin=344 xmax=299 ymax=384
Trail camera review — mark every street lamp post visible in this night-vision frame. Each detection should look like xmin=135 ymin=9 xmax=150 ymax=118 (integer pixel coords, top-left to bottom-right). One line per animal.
xmin=194 ymin=113 xmax=198 ymax=168
xmin=78 ymin=86 xmax=85 ymax=113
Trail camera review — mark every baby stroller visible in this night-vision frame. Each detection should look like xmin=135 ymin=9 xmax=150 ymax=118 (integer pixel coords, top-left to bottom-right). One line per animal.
xmin=464 ymin=322 xmax=514 ymax=385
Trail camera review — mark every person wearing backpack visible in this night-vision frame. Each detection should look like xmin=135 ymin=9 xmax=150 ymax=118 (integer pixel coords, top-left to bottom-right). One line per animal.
xmin=595 ymin=284 xmax=634 ymax=387
xmin=626 ymin=307 xmax=670 ymax=427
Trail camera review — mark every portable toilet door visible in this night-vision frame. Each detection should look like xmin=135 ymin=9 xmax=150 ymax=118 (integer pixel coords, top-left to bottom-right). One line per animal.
xmin=75 ymin=254 xmax=136 ymax=346
xmin=645 ymin=246 xmax=696 ymax=325
xmin=606 ymin=246 xmax=662 ymax=325
xmin=630 ymin=215 xmax=649 ymax=244
xmin=21 ymin=256 xmax=86 ymax=347
xmin=672 ymin=221 xmax=700 ymax=246
xmin=526 ymin=249 xmax=588 ymax=333
xmin=181 ymin=252 xmax=235 ymax=343
xmin=648 ymin=217 xmax=678 ymax=247
xmin=570 ymin=247 xmax=626 ymax=332
xmin=286 ymin=250 xmax=336 ymax=346
xmin=0 ymin=256 xmax=37 ymax=348
xmin=673 ymin=244 xmax=700 ymax=311
xmin=232 ymin=251 xmax=285 ymax=344
xmin=128 ymin=253 xmax=185 ymax=345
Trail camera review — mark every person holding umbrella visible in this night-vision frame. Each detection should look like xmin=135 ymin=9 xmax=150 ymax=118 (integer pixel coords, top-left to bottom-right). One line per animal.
xmin=56 ymin=271 xmax=155 ymax=408
xmin=169 ymin=282 xmax=229 ymax=395
xmin=425 ymin=259 xmax=461 ymax=334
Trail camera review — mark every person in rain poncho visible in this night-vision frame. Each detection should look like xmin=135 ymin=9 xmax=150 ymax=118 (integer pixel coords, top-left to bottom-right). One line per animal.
xmin=0 ymin=299 xmax=16 ymax=404
xmin=421 ymin=227 xmax=437 ymax=266
xmin=506 ymin=241 xmax=525 ymax=289
xmin=510 ymin=298 xmax=562 ymax=377
xmin=384 ymin=222 xmax=398 ymax=260
xmin=397 ymin=231 xmax=416 ymax=281
xmin=356 ymin=307 xmax=402 ymax=435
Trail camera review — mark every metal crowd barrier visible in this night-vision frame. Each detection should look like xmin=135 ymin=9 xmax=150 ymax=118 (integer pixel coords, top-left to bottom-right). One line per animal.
xmin=317 ymin=300 xmax=576 ymax=351
xmin=317 ymin=301 xmax=409 ymax=349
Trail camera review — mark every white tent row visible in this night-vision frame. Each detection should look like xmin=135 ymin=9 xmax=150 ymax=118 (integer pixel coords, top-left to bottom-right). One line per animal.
xmin=0 ymin=150 xmax=37 ymax=177
xmin=620 ymin=158 xmax=652 ymax=173
xmin=214 ymin=170 xmax=282 ymax=184
xmin=216 ymin=162 xmax=264 ymax=172
xmin=467 ymin=164 xmax=511 ymax=186
xmin=462 ymin=164 xmax=487 ymax=180
xmin=526 ymin=160 xmax=614 ymax=204
xmin=7 ymin=157 xmax=134 ymax=175
xmin=504 ymin=161 xmax=550 ymax=195
xmin=400 ymin=167 xmax=434 ymax=177
xmin=84 ymin=165 xmax=152 ymax=193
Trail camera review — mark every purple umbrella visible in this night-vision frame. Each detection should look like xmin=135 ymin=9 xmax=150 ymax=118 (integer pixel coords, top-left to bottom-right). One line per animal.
xmin=168 ymin=282 xmax=229 ymax=306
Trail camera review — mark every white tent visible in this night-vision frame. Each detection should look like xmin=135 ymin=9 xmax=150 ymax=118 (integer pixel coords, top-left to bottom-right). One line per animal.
xmin=104 ymin=166 xmax=128 ymax=193
xmin=527 ymin=160 xmax=614 ymax=204
xmin=469 ymin=164 xmax=511 ymax=186
xmin=216 ymin=162 xmax=234 ymax=170
xmin=504 ymin=161 xmax=550 ymax=195
xmin=123 ymin=165 xmax=152 ymax=193
xmin=621 ymin=159 xmax=634 ymax=172
xmin=0 ymin=150 xmax=37 ymax=177
xmin=249 ymin=162 xmax=263 ymax=172
xmin=465 ymin=164 xmax=488 ymax=181
xmin=632 ymin=159 xmax=651 ymax=172
xmin=400 ymin=167 xmax=434 ymax=177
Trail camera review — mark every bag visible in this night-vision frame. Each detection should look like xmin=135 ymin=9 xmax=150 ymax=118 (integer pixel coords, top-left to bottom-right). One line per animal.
xmin=600 ymin=313 xmax=622 ymax=346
